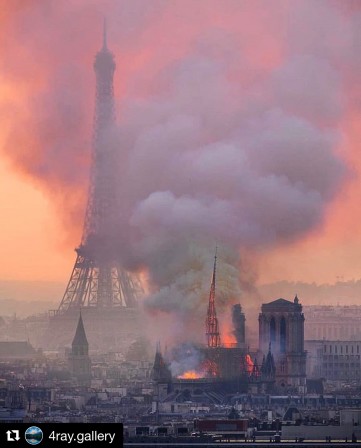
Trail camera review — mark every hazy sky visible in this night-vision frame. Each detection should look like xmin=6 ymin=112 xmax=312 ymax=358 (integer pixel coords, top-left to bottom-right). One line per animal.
xmin=0 ymin=0 xmax=360 ymax=288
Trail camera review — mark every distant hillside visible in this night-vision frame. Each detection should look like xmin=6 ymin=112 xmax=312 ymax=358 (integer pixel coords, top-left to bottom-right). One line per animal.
xmin=1 ymin=278 xmax=361 ymax=318
xmin=258 ymin=280 xmax=361 ymax=306
xmin=0 ymin=280 xmax=62 ymax=317
xmin=0 ymin=299 xmax=56 ymax=317
xmin=0 ymin=280 xmax=63 ymax=302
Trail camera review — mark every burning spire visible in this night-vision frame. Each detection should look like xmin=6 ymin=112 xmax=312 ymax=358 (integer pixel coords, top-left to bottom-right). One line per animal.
xmin=205 ymin=248 xmax=221 ymax=348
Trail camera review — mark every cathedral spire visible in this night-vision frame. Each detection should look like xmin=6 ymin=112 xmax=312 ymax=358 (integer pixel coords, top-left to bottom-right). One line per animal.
xmin=205 ymin=248 xmax=221 ymax=348
xmin=212 ymin=246 xmax=217 ymax=286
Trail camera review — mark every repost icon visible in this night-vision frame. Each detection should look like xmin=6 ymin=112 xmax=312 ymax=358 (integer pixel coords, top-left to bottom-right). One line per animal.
xmin=6 ymin=430 xmax=20 ymax=442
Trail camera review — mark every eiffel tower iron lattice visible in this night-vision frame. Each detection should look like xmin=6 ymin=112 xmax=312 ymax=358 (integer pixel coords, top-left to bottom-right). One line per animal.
xmin=57 ymin=22 xmax=143 ymax=314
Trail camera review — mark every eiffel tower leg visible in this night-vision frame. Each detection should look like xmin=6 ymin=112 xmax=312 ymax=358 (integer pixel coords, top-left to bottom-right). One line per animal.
xmin=58 ymin=254 xmax=93 ymax=312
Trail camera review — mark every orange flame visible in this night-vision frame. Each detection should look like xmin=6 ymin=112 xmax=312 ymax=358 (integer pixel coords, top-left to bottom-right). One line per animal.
xmin=222 ymin=333 xmax=237 ymax=348
xmin=178 ymin=370 xmax=204 ymax=379
xmin=138 ymin=269 xmax=150 ymax=296
xmin=221 ymin=319 xmax=237 ymax=347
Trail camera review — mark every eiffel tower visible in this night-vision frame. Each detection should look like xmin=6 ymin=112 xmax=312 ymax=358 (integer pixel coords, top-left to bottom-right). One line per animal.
xmin=46 ymin=22 xmax=143 ymax=352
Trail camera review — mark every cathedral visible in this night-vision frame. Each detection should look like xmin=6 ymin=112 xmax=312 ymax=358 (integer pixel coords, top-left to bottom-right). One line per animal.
xmin=151 ymin=295 xmax=307 ymax=400
xmin=151 ymin=256 xmax=307 ymax=399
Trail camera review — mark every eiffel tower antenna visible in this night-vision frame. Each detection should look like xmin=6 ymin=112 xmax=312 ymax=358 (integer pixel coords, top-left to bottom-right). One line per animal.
xmin=103 ymin=18 xmax=108 ymax=50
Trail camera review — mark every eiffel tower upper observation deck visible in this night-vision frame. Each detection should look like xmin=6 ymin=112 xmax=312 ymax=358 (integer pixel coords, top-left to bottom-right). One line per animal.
xmin=55 ymin=22 xmax=143 ymax=314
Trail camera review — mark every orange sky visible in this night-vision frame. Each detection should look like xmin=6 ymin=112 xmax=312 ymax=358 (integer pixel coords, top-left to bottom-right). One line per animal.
xmin=0 ymin=157 xmax=71 ymax=282
xmin=0 ymin=0 xmax=360 ymax=287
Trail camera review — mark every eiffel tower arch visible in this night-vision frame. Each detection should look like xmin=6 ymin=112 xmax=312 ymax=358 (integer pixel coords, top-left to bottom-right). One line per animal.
xmin=45 ymin=22 xmax=144 ymax=353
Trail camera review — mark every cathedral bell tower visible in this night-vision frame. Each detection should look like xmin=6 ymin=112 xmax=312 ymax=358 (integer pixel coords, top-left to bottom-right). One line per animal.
xmin=259 ymin=295 xmax=306 ymax=393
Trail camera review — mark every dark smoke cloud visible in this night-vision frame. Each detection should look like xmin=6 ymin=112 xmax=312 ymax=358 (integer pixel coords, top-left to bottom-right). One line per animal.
xmin=1 ymin=0 xmax=359 ymax=344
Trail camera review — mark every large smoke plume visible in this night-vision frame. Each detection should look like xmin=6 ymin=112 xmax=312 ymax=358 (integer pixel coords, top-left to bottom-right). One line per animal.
xmin=1 ymin=1 xmax=359 ymax=345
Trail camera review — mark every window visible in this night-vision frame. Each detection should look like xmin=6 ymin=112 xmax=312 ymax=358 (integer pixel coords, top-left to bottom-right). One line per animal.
xmin=270 ymin=317 xmax=276 ymax=346
xmin=280 ymin=361 xmax=286 ymax=373
xmin=280 ymin=317 xmax=286 ymax=353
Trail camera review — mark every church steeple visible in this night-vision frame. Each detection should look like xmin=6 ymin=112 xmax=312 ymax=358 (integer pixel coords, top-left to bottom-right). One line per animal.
xmin=72 ymin=311 xmax=88 ymax=355
xmin=69 ymin=312 xmax=91 ymax=382
xmin=152 ymin=342 xmax=171 ymax=382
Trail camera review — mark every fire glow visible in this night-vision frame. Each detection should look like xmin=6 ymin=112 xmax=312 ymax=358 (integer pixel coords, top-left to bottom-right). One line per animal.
xmin=178 ymin=370 xmax=204 ymax=379
xmin=222 ymin=333 xmax=237 ymax=348
xmin=221 ymin=314 xmax=238 ymax=348
xmin=245 ymin=354 xmax=254 ymax=374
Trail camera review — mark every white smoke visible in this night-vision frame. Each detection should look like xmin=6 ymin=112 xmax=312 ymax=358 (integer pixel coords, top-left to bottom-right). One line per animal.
xmin=115 ymin=37 xmax=346 ymax=343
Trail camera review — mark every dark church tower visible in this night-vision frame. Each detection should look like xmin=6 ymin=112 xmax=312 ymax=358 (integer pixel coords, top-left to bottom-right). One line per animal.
xmin=152 ymin=343 xmax=171 ymax=397
xmin=232 ymin=304 xmax=246 ymax=348
xmin=152 ymin=344 xmax=172 ymax=420
xmin=68 ymin=312 xmax=91 ymax=382
xmin=258 ymin=295 xmax=306 ymax=393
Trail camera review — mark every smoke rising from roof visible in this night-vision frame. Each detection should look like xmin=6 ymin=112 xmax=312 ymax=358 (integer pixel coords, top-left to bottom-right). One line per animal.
xmin=169 ymin=343 xmax=205 ymax=377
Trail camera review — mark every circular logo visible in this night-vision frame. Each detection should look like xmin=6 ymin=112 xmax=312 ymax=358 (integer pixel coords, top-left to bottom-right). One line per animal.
xmin=25 ymin=426 xmax=43 ymax=445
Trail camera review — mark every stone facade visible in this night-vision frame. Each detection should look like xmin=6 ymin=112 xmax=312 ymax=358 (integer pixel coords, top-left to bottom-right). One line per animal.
xmin=306 ymin=339 xmax=361 ymax=381
xmin=259 ymin=296 xmax=306 ymax=393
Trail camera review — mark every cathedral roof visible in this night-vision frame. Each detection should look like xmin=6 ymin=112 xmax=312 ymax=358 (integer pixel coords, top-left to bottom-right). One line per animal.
xmin=262 ymin=297 xmax=302 ymax=312
xmin=267 ymin=298 xmax=293 ymax=306
xmin=72 ymin=313 xmax=88 ymax=348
